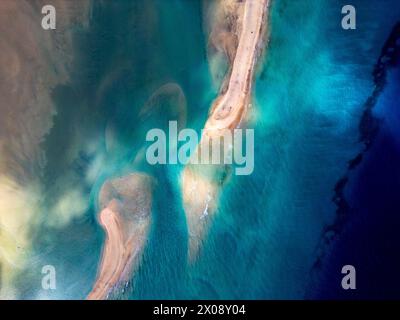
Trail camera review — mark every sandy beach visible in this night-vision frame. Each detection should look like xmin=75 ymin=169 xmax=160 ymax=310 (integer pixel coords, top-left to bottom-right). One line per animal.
xmin=182 ymin=0 xmax=270 ymax=260
xmin=87 ymin=173 xmax=153 ymax=300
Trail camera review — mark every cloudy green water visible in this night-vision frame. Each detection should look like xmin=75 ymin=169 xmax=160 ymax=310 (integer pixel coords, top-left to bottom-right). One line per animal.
xmin=17 ymin=0 xmax=400 ymax=299
xmin=18 ymin=0 xmax=212 ymax=299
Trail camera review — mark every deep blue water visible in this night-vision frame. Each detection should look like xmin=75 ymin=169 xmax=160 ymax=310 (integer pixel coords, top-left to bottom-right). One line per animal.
xmin=312 ymin=24 xmax=400 ymax=299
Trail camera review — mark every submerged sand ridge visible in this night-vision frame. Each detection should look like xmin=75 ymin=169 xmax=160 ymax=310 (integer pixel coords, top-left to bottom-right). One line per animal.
xmin=182 ymin=0 xmax=270 ymax=260
xmin=87 ymin=173 xmax=153 ymax=300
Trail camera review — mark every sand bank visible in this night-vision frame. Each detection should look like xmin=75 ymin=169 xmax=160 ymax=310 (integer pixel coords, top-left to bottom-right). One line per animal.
xmin=182 ymin=0 xmax=270 ymax=260
xmin=87 ymin=173 xmax=153 ymax=300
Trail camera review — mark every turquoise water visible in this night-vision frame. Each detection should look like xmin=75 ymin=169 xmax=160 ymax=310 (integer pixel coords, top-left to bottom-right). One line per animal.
xmin=17 ymin=0 xmax=400 ymax=299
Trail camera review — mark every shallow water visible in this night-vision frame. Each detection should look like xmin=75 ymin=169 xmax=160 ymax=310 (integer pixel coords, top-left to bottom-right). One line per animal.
xmin=11 ymin=0 xmax=400 ymax=299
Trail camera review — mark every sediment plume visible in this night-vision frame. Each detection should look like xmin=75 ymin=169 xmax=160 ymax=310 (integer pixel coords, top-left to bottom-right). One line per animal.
xmin=0 ymin=0 xmax=90 ymax=298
